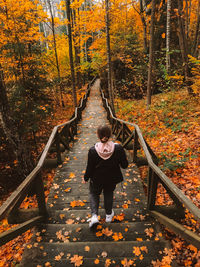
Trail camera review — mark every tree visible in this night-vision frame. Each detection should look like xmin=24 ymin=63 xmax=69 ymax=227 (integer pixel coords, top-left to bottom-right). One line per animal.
xmin=177 ymin=0 xmax=194 ymax=96
xmin=66 ymin=0 xmax=77 ymax=107
xmin=166 ymin=0 xmax=171 ymax=73
xmin=47 ymin=0 xmax=65 ymax=107
xmin=146 ymin=0 xmax=156 ymax=108
xmin=105 ymin=0 xmax=115 ymax=114
xmin=0 ymin=67 xmax=33 ymax=179
xmin=193 ymin=0 xmax=200 ymax=57
xmin=0 ymin=0 xmax=50 ymax=178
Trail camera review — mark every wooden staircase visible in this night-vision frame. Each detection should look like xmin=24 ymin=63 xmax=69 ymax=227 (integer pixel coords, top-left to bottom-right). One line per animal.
xmin=20 ymin=80 xmax=172 ymax=267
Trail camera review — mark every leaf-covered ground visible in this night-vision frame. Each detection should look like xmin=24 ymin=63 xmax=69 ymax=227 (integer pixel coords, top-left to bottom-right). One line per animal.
xmin=115 ymin=89 xmax=200 ymax=266
xmin=0 ymin=88 xmax=86 ymax=267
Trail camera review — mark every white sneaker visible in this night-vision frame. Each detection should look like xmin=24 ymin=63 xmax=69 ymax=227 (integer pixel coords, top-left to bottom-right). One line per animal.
xmin=88 ymin=214 xmax=99 ymax=228
xmin=106 ymin=210 xmax=114 ymax=223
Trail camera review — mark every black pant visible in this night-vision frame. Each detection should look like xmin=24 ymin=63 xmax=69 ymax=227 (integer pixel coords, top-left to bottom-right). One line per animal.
xmin=89 ymin=181 xmax=116 ymax=215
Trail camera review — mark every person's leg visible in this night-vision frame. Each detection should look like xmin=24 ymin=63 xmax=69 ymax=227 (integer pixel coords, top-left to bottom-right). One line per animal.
xmin=104 ymin=190 xmax=113 ymax=215
xmin=89 ymin=182 xmax=102 ymax=215
xmin=103 ymin=184 xmax=116 ymax=215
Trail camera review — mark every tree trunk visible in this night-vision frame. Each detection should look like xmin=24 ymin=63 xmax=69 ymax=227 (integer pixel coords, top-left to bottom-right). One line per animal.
xmin=139 ymin=0 xmax=148 ymax=53
xmin=72 ymin=9 xmax=81 ymax=89
xmin=47 ymin=0 xmax=64 ymax=107
xmin=193 ymin=0 xmax=200 ymax=57
xmin=177 ymin=0 xmax=194 ymax=96
xmin=0 ymin=68 xmax=33 ymax=180
xmin=66 ymin=0 xmax=77 ymax=107
xmin=185 ymin=0 xmax=189 ymax=40
xmin=166 ymin=0 xmax=171 ymax=73
xmin=146 ymin=0 xmax=155 ymax=109
xmin=105 ymin=0 xmax=115 ymax=114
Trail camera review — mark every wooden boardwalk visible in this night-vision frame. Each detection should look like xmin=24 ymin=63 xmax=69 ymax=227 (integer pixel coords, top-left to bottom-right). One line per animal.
xmin=20 ymin=80 xmax=171 ymax=267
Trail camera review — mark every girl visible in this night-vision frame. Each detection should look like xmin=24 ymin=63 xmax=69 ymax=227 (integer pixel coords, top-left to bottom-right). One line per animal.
xmin=83 ymin=125 xmax=128 ymax=228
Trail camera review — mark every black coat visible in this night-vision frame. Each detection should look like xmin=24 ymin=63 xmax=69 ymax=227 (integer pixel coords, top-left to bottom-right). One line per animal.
xmin=84 ymin=143 xmax=128 ymax=186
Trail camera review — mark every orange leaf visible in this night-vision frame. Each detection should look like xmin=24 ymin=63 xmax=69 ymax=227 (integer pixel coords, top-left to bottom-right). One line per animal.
xmin=133 ymin=246 xmax=141 ymax=256
xmin=102 ymin=227 xmax=113 ymax=237
xmin=69 ymin=172 xmax=76 ymax=178
xmin=112 ymin=232 xmax=123 ymax=241
xmin=105 ymin=259 xmax=111 ymax=267
xmin=94 ymin=258 xmax=100 ymax=264
xmin=70 ymin=255 xmax=83 ymax=267
xmin=84 ymin=246 xmax=90 ymax=252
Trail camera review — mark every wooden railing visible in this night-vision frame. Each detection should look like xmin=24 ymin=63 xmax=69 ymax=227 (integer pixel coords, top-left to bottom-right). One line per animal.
xmin=0 ymin=77 xmax=96 ymax=247
xmin=100 ymin=89 xmax=200 ymax=249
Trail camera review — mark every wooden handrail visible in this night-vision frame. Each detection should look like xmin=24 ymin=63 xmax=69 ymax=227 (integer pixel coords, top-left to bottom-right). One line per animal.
xmin=100 ymin=89 xmax=200 ymax=248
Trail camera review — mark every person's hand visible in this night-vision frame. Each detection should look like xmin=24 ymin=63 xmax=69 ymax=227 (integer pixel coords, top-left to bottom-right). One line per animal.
xmin=82 ymin=178 xmax=87 ymax=184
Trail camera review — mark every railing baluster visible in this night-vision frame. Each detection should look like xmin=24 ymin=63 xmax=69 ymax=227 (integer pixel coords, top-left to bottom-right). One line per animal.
xmin=56 ymin=132 xmax=62 ymax=165
xmin=122 ymin=123 xmax=125 ymax=143
xmin=133 ymin=129 xmax=138 ymax=163
xmin=147 ymin=169 xmax=158 ymax=210
xmin=35 ymin=174 xmax=48 ymax=217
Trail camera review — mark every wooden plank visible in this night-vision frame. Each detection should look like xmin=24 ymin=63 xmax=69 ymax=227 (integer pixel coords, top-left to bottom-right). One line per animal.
xmin=0 ymin=216 xmax=43 ymax=247
xmin=56 ymin=132 xmax=62 ymax=165
xmin=122 ymin=131 xmax=134 ymax=149
xmin=133 ymin=130 xmax=139 ymax=163
xmin=147 ymin=171 xmax=158 ymax=210
xmin=37 ymin=127 xmax=58 ymax=167
xmin=115 ymin=124 xmax=123 ymax=140
xmin=35 ymin=175 xmax=48 ymax=216
xmin=150 ymin=211 xmax=200 ymax=249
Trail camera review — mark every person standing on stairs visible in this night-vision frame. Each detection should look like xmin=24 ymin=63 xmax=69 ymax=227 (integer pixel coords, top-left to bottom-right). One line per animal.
xmin=83 ymin=125 xmax=128 ymax=228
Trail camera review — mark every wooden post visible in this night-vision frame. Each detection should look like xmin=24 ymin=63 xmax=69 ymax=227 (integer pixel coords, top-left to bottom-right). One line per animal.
xmin=122 ymin=123 xmax=125 ymax=144
xmin=147 ymin=170 xmax=158 ymax=210
xmin=56 ymin=132 xmax=62 ymax=165
xmin=35 ymin=175 xmax=48 ymax=218
xmin=133 ymin=129 xmax=139 ymax=163
xmin=74 ymin=120 xmax=78 ymax=135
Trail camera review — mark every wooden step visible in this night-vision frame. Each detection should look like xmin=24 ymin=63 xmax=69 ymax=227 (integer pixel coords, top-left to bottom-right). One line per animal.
xmin=34 ymin=221 xmax=158 ymax=243
xmin=20 ymin=240 xmax=170 ymax=267
xmin=47 ymin=208 xmax=150 ymax=224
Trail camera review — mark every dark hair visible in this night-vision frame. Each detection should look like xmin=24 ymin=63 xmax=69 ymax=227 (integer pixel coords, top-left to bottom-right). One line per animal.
xmin=97 ymin=125 xmax=111 ymax=143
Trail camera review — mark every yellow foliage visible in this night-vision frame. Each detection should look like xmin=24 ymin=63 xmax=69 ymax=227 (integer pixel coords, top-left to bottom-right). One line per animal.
xmin=189 ymin=55 xmax=200 ymax=96
xmin=0 ymin=0 xmax=46 ymax=83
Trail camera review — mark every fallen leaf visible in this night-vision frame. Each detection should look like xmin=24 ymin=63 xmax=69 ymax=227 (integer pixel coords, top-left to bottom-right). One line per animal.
xmin=121 ymin=258 xmax=134 ymax=267
xmin=84 ymin=246 xmax=90 ymax=252
xmin=112 ymin=232 xmax=123 ymax=241
xmin=69 ymin=172 xmax=76 ymax=178
xmin=105 ymin=259 xmax=111 ymax=267
xmin=102 ymin=227 xmax=113 ymax=237
xmin=133 ymin=246 xmax=141 ymax=256
xmin=94 ymin=258 xmax=100 ymax=264
xmin=66 ymin=219 xmax=74 ymax=224
xmin=70 ymin=254 xmax=83 ymax=266
xmin=101 ymin=251 xmax=108 ymax=258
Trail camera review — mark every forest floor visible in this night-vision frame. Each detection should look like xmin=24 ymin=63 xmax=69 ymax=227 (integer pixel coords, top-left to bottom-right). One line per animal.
xmin=115 ymin=88 xmax=200 ymax=266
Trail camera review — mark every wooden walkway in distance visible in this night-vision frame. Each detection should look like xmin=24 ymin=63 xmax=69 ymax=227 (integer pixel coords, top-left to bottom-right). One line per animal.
xmin=20 ymin=80 xmax=172 ymax=267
